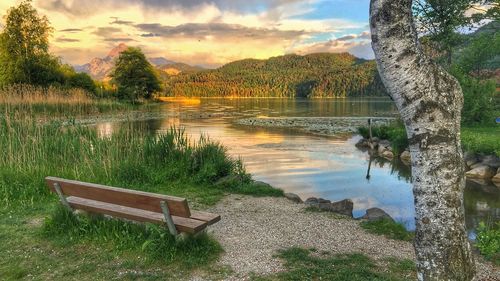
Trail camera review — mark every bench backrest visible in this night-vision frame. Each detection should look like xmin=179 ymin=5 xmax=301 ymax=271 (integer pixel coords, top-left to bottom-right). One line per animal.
xmin=45 ymin=177 xmax=191 ymax=217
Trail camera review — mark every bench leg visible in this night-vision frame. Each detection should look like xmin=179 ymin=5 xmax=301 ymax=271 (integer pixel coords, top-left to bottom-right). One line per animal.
xmin=160 ymin=201 xmax=178 ymax=236
xmin=53 ymin=183 xmax=72 ymax=211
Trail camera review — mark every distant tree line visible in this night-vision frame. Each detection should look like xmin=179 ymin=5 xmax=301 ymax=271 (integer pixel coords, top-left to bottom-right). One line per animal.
xmin=164 ymin=53 xmax=387 ymax=98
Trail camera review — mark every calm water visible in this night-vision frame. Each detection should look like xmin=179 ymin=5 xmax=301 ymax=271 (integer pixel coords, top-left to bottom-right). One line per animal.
xmin=95 ymin=98 xmax=500 ymax=235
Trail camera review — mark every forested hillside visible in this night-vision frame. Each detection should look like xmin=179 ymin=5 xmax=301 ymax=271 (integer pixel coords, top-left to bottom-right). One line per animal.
xmin=163 ymin=53 xmax=387 ymax=98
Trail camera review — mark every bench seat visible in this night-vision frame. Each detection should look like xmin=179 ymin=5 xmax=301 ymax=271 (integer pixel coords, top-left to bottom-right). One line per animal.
xmin=67 ymin=196 xmax=208 ymax=234
xmin=46 ymin=177 xmax=221 ymax=235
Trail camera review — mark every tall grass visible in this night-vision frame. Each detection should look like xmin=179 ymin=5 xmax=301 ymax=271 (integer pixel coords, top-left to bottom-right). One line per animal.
xmin=42 ymin=206 xmax=223 ymax=268
xmin=0 ymin=84 xmax=129 ymax=116
xmin=0 ymin=112 xmax=255 ymax=208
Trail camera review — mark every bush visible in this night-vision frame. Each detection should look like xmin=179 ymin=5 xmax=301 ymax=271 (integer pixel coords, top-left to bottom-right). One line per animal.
xmin=452 ymin=69 xmax=496 ymax=125
xmin=358 ymin=122 xmax=408 ymax=155
xmin=475 ymin=221 xmax=500 ymax=265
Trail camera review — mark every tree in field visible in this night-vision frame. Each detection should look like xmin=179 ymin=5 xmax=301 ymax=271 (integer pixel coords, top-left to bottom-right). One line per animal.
xmin=413 ymin=0 xmax=499 ymax=64
xmin=0 ymin=0 xmax=63 ymax=86
xmin=370 ymin=0 xmax=475 ymax=280
xmin=111 ymin=47 xmax=161 ymax=100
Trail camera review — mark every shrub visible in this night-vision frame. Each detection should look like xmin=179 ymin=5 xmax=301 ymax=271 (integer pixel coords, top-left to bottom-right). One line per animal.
xmin=475 ymin=221 xmax=500 ymax=265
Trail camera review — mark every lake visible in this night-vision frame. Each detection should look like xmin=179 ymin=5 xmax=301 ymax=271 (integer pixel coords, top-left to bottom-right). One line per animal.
xmin=95 ymin=97 xmax=500 ymax=236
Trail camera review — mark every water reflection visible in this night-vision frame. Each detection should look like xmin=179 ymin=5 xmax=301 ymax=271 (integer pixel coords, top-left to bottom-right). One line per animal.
xmin=93 ymin=98 xmax=499 ymax=233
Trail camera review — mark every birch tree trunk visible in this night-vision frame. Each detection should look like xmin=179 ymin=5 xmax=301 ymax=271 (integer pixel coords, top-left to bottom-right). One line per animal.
xmin=369 ymin=0 xmax=475 ymax=280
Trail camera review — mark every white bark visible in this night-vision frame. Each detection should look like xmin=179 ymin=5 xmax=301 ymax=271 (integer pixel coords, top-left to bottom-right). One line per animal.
xmin=369 ymin=0 xmax=475 ymax=280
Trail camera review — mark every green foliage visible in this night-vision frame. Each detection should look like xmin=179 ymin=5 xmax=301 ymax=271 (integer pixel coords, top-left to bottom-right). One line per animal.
xmin=42 ymin=206 xmax=223 ymax=268
xmin=254 ymin=247 xmax=415 ymax=280
xmin=451 ymin=68 xmax=497 ymax=125
xmin=456 ymin=32 xmax=500 ymax=75
xmin=461 ymin=126 xmax=500 ymax=156
xmin=358 ymin=122 xmax=408 ymax=155
xmin=475 ymin=221 xmax=500 ymax=265
xmin=0 ymin=0 xmax=62 ymax=86
xmin=111 ymin=47 xmax=161 ymax=100
xmin=360 ymin=219 xmax=415 ymax=242
xmin=66 ymin=72 xmax=97 ymax=94
xmin=165 ymin=53 xmax=386 ymax=98
xmin=412 ymin=0 xmax=497 ymax=64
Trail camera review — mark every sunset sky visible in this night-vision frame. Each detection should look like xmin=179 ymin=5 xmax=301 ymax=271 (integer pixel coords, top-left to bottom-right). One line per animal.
xmin=0 ymin=0 xmax=374 ymax=67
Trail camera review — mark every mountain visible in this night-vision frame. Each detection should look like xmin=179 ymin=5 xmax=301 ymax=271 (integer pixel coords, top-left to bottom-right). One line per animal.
xmin=164 ymin=53 xmax=386 ymax=98
xmin=75 ymin=44 xmax=202 ymax=81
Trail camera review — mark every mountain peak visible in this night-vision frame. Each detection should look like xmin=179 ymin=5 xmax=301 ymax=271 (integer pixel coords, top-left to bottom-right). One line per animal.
xmin=107 ymin=43 xmax=128 ymax=58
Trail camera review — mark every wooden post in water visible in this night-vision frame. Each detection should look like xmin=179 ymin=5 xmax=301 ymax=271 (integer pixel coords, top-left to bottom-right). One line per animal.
xmin=368 ymin=118 xmax=374 ymax=150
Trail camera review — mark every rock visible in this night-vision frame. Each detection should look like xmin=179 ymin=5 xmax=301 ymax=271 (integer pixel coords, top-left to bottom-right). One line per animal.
xmin=318 ymin=199 xmax=353 ymax=217
xmin=470 ymin=162 xmax=485 ymax=170
xmin=378 ymin=139 xmax=391 ymax=148
xmin=400 ymin=150 xmax=411 ymax=164
xmin=492 ymin=168 xmax=500 ymax=187
xmin=371 ymin=137 xmax=380 ymax=143
xmin=304 ymin=197 xmax=319 ymax=206
xmin=355 ymin=138 xmax=369 ymax=148
xmin=481 ymin=155 xmax=500 ymax=169
xmin=361 ymin=208 xmax=394 ymax=222
xmin=465 ymin=165 xmax=496 ymax=180
xmin=464 ymin=152 xmax=478 ymax=168
xmin=381 ymin=150 xmax=394 ymax=160
xmin=318 ymin=198 xmax=331 ymax=204
xmin=284 ymin=193 xmax=303 ymax=203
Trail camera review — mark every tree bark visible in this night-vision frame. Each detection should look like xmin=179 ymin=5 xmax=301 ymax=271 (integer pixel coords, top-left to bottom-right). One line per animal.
xmin=369 ymin=0 xmax=475 ymax=280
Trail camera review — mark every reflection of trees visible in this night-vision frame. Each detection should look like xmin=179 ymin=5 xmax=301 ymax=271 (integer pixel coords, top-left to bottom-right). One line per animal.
xmin=369 ymin=156 xmax=412 ymax=182
xmin=463 ymin=181 xmax=500 ymax=233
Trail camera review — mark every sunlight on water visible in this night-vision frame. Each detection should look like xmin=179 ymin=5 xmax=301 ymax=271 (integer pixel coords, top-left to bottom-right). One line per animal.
xmin=96 ymin=98 xmax=500 ymax=232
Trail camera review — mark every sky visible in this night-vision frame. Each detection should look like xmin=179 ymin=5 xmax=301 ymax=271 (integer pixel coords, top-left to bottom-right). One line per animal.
xmin=0 ymin=0 xmax=374 ymax=67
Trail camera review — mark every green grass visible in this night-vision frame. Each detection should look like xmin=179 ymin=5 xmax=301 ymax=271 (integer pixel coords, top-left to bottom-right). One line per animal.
xmin=461 ymin=126 xmax=500 ymax=156
xmin=360 ymin=219 xmax=415 ymax=242
xmin=43 ymin=206 xmax=223 ymax=269
xmin=0 ymin=106 xmax=282 ymax=279
xmin=358 ymin=121 xmax=408 ymax=155
xmin=475 ymin=221 xmax=500 ymax=265
xmin=359 ymin=123 xmax=500 ymax=157
xmin=252 ymin=247 xmax=416 ymax=281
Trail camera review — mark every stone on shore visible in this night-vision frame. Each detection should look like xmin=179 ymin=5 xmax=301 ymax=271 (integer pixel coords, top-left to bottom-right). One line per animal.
xmin=361 ymin=208 xmax=394 ymax=222
xmin=465 ymin=165 xmax=496 ymax=180
xmin=400 ymin=150 xmax=411 ymax=165
xmin=284 ymin=193 xmax=303 ymax=203
xmin=492 ymin=168 xmax=500 ymax=187
xmin=381 ymin=150 xmax=394 ymax=160
xmin=318 ymin=199 xmax=354 ymax=217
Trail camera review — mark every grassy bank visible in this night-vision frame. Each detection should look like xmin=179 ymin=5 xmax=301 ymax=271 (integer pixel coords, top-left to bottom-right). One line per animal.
xmin=253 ymin=247 xmax=415 ymax=280
xmin=0 ymin=84 xmax=134 ymax=116
xmin=358 ymin=122 xmax=500 ymax=157
xmin=0 ymin=101 xmax=281 ymax=279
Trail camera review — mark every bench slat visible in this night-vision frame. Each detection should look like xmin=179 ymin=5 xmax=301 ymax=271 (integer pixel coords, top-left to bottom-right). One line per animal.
xmin=46 ymin=177 xmax=191 ymax=218
xmin=190 ymin=211 xmax=221 ymax=226
xmin=66 ymin=197 xmax=207 ymax=234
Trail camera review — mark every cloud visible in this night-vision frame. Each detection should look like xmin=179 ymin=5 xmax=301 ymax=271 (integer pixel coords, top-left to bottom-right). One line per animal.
xmin=104 ymin=38 xmax=136 ymax=42
xmin=110 ymin=17 xmax=134 ymax=25
xmin=92 ymin=27 xmax=123 ymax=37
xmin=38 ymin=0 xmax=305 ymax=17
xmin=292 ymin=31 xmax=374 ymax=59
xmin=55 ymin=37 xmax=80 ymax=43
xmin=134 ymin=22 xmax=309 ymax=40
xmin=59 ymin=28 xmax=83 ymax=32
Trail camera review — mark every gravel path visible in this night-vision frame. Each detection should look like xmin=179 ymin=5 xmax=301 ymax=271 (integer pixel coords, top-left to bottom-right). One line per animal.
xmin=204 ymin=195 xmax=499 ymax=280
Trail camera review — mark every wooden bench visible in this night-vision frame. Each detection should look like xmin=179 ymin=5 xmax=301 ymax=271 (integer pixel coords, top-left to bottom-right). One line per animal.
xmin=45 ymin=177 xmax=220 ymax=236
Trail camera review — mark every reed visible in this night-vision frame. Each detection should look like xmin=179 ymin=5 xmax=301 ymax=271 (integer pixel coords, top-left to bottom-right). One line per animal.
xmin=0 ymin=84 xmax=129 ymax=116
